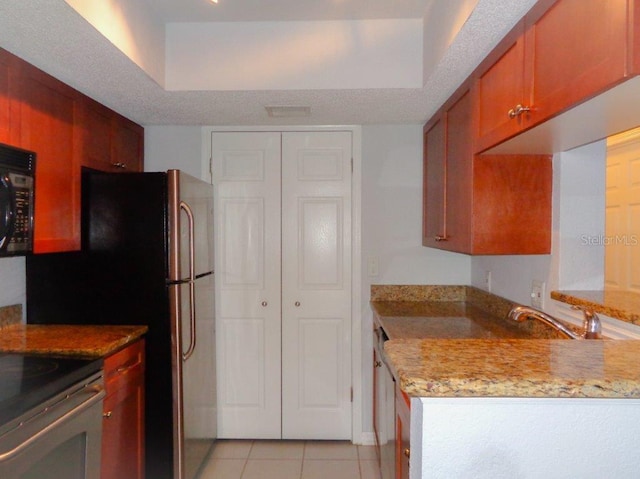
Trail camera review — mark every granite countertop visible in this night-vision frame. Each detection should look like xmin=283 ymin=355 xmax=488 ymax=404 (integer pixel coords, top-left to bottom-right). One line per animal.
xmin=371 ymin=285 xmax=640 ymax=399
xmin=0 ymin=324 xmax=148 ymax=358
xmin=551 ymin=290 xmax=640 ymax=325
xmin=373 ymin=301 xmax=538 ymax=340
xmin=385 ymin=338 xmax=640 ymax=398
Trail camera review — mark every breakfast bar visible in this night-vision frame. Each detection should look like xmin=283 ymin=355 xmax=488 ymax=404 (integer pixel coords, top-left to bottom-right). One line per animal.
xmin=371 ymin=285 xmax=640 ymax=478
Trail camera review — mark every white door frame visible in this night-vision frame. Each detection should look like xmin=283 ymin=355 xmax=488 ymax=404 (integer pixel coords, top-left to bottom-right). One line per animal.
xmin=203 ymin=125 xmax=363 ymax=444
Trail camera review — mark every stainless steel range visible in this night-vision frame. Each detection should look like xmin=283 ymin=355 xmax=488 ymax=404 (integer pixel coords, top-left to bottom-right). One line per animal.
xmin=0 ymin=354 xmax=104 ymax=479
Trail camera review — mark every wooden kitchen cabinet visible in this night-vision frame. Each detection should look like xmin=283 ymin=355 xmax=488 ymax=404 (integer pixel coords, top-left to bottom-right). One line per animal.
xmin=111 ymin=114 xmax=144 ymax=172
xmin=102 ymin=339 xmax=146 ymax=479
xmin=423 ymin=86 xmax=473 ymax=252
xmin=0 ymin=46 xmax=144 ymax=253
xmin=423 ymin=83 xmax=552 ymax=255
xmin=0 ymin=50 xmax=12 ymax=145
xmin=475 ymin=0 xmax=637 ymax=153
xmin=396 ymin=386 xmax=410 ymax=479
xmin=13 ymin=58 xmax=81 ymax=253
xmin=78 ymin=96 xmax=144 ymax=173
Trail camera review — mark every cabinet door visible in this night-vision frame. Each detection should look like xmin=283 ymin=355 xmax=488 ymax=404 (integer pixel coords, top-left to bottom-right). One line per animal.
xmin=475 ymin=22 xmax=528 ymax=152
xmin=527 ymin=0 xmax=629 ymax=123
xmin=442 ymin=90 xmax=473 ymax=253
xmin=112 ymin=115 xmax=144 ymax=172
xmin=395 ymin=387 xmax=410 ymax=479
xmin=422 ymin=117 xmax=445 ymax=247
xmin=102 ymin=340 xmax=145 ymax=479
xmin=0 ymin=50 xmax=11 ymax=144
xmin=78 ymin=97 xmax=113 ymax=171
xmin=16 ymin=62 xmax=80 ymax=253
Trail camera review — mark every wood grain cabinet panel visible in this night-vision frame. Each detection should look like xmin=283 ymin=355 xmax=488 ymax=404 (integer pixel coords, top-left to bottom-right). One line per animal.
xmin=526 ymin=0 xmax=630 ymax=123
xmin=78 ymin=97 xmax=113 ymax=172
xmin=475 ymin=22 xmax=528 ymax=152
xmin=112 ymin=115 xmax=144 ymax=173
xmin=14 ymin=61 xmax=80 ymax=253
xmin=0 ymin=47 xmax=144 ymax=253
xmin=422 ymin=117 xmax=445 ymax=247
xmin=423 ymin=83 xmax=551 ymax=255
xmin=475 ymin=0 xmax=636 ymax=153
xmin=79 ymin=97 xmax=144 ymax=173
xmin=102 ymin=339 xmax=145 ymax=479
xmin=0 ymin=50 xmax=11 ymax=144
xmin=395 ymin=387 xmax=410 ymax=479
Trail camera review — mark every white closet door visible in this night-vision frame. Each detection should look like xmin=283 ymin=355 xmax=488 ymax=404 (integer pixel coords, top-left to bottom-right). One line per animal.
xmin=212 ymin=132 xmax=282 ymax=438
xmin=281 ymin=131 xmax=352 ymax=439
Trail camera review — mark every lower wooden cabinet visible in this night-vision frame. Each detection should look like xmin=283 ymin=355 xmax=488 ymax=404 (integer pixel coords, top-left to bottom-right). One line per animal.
xmin=395 ymin=386 xmax=410 ymax=479
xmin=102 ymin=339 xmax=145 ymax=479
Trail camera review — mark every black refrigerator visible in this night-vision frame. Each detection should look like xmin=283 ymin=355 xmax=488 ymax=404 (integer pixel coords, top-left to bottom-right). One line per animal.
xmin=26 ymin=169 xmax=217 ymax=479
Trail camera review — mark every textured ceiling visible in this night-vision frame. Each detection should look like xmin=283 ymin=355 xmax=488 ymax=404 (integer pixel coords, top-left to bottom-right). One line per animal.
xmin=0 ymin=0 xmax=537 ymax=127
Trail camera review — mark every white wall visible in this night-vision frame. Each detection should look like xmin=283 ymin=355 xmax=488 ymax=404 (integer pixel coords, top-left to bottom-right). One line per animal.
xmin=471 ymin=140 xmax=606 ymax=311
xmin=144 ymin=126 xmax=205 ymax=179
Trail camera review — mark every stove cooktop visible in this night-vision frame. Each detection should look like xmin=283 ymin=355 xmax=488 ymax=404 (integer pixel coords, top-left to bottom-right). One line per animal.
xmin=0 ymin=353 xmax=103 ymax=427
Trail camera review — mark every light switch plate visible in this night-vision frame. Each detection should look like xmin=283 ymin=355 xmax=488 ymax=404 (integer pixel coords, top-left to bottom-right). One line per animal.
xmin=531 ymin=280 xmax=545 ymax=309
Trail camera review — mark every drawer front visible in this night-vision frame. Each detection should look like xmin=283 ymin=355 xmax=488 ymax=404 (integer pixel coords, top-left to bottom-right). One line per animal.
xmin=104 ymin=339 xmax=145 ymax=394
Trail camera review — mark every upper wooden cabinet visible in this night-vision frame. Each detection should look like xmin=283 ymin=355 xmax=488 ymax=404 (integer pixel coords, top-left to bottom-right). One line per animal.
xmin=14 ymin=59 xmax=81 ymax=253
xmin=0 ymin=51 xmax=11 ymax=144
xmin=475 ymin=0 xmax=637 ymax=153
xmin=0 ymin=47 xmax=144 ymax=253
xmin=112 ymin=114 xmax=144 ymax=172
xmin=79 ymin=97 xmax=144 ymax=173
xmin=424 ymin=84 xmax=552 ymax=255
xmin=423 ymin=87 xmax=473 ymax=252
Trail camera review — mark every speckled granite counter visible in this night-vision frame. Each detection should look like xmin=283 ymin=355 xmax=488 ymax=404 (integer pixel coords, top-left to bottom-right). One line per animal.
xmin=0 ymin=304 xmax=147 ymax=358
xmin=551 ymin=289 xmax=640 ymax=325
xmin=385 ymin=339 xmax=640 ymax=398
xmin=372 ymin=285 xmax=640 ymax=399
xmin=0 ymin=323 xmax=148 ymax=358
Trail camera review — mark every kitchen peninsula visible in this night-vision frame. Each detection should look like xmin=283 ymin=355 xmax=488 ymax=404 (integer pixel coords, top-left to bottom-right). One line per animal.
xmin=372 ymin=285 xmax=640 ymax=478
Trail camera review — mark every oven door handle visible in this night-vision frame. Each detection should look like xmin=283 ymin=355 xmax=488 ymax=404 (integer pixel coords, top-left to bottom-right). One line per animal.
xmin=0 ymin=384 xmax=105 ymax=462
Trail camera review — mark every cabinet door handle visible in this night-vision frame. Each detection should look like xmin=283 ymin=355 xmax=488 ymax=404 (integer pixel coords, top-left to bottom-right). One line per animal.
xmin=111 ymin=162 xmax=127 ymax=169
xmin=403 ymin=448 xmax=411 ymax=459
xmin=435 ymin=235 xmax=448 ymax=242
xmin=374 ymin=361 xmax=382 ymax=368
xmin=295 ymin=301 xmax=301 ymax=307
xmin=261 ymin=301 xmax=268 ymax=307
xmin=103 ymin=411 xmax=113 ymax=419
xmin=507 ymin=104 xmax=531 ymax=119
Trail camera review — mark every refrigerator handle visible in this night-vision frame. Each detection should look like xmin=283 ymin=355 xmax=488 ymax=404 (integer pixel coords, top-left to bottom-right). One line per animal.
xmin=180 ymin=200 xmax=197 ymax=361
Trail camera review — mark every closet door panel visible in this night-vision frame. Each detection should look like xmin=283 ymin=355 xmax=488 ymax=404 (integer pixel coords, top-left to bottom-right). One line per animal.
xmin=281 ymin=131 xmax=353 ymax=439
xmin=212 ymin=132 xmax=282 ymax=438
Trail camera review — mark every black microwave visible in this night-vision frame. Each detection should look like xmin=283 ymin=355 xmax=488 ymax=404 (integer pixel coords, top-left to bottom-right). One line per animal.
xmin=0 ymin=143 xmax=36 ymax=256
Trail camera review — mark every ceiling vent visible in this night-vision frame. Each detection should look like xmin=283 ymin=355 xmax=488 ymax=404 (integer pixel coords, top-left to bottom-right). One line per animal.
xmin=265 ymin=105 xmax=311 ymax=118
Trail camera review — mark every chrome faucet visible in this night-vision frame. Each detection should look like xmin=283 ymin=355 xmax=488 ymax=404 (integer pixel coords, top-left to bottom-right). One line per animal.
xmin=507 ymin=305 xmax=602 ymax=339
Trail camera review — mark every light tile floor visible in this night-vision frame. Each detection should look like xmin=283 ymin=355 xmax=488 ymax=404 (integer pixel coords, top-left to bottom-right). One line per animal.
xmin=198 ymin=440 xmax=380 ymax=479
